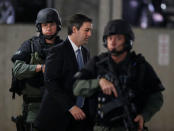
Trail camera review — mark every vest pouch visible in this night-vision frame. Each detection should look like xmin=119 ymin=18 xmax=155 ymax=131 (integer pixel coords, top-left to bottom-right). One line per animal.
xmin=30 ymin=52 xmax=44 ymax=65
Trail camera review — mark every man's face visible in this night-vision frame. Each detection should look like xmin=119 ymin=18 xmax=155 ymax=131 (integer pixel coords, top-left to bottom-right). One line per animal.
xmin=41 ymin=22 xmax=57 ymax=36
xmin=107 ymin=34 xmax=125 ymax=52
xmin=73 ymin=22 xmax=92 ymax=46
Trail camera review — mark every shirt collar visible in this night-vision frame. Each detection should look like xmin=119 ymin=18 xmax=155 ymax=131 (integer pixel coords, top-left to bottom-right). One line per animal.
xmin=68 ymin=36 xmax=81 ymax=53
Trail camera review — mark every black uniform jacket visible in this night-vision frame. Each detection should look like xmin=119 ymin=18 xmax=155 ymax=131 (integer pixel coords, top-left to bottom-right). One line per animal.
xmin=11 ymin=35 xmax=62 ymax=63
xmin=77 ymin=51 xmax=164 ymax=121
xmin=35 ymin=38 xmax=90 ymax=131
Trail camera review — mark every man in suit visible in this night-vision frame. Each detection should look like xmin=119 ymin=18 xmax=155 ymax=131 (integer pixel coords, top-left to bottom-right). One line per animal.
xmin=35 ymin=13 xmax=93 ymax=131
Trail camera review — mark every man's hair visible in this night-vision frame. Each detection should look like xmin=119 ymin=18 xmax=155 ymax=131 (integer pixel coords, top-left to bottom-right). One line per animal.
xmin=67 ymin=13 xmax=92 ymax=35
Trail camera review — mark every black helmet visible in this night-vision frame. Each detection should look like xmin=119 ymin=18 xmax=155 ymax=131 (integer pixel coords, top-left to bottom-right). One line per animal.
xmin=103 ymin=19 xmax=135 ymax=50
xmin=36 ymin=8 xmax=62 ymax=32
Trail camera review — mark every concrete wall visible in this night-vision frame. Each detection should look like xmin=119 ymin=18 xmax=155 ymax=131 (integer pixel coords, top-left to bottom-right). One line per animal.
xmin=0 ymin=25 xmax=173 ymax=131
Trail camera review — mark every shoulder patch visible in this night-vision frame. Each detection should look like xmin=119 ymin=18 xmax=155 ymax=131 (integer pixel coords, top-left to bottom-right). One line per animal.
xmin=15 ymin=50 xmax=21 ymax=55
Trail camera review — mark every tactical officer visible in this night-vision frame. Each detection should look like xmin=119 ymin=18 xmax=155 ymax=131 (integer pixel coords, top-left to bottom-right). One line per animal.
xmin=11 ymin=8 xmax=62 ymax=131
xmin=73 ymin=19 xmax=164 ymax=131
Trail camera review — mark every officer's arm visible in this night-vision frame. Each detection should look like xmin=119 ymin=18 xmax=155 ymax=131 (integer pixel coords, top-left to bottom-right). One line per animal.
xmin=73 ymin=56 xmax=100 ymax=97
xmin=73 ymin=79 xmax=100 ymax=97
xmin=12 ymin=40 xmax=40 ymax=80
xmin=141 ymin=91 xmax=163 ymax=122
xmin=141 ymin=61 xmax=164 ymax=122
xmin=13 ymin=60 xmax=39 ymax=80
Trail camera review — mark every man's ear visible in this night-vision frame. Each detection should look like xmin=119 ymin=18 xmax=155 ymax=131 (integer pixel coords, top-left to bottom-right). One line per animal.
xmin=72 ymin=26 xmax=77 ymax=33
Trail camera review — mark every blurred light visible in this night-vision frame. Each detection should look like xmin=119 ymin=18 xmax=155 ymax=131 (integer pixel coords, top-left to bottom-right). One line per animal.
xmin=148 ymin=4 xmax=154 ymax=12
xmin=130 ymin=0 xmax=138 ymax=8
xmin=161 ymin=3 xmax=166 ymax=10
xmin=153 ymin=13 xmax=164 ymax=22
xmin=141 ymin=22 xmax=148 ymax=29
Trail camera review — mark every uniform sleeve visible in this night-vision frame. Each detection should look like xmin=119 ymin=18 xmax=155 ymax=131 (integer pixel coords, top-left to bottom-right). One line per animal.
xmin=13 ymin=60 xmax=37 ymax=80
xmin=12 ymin=40 xmax=41 ymax=79
xmin=73 ymin=79 xmax=100 ymax=97
xmin=141 ymin=91 xmax=164 ymax=122
xmin=12 ymin=40 xmax=40 ymax=80
xmin=141 ymin=60 xmax=164 ymax=122
xmin=144 ymin=61 xmax=165 ymax=93
xmin=73 ymin=56 xmax=100 ymax=97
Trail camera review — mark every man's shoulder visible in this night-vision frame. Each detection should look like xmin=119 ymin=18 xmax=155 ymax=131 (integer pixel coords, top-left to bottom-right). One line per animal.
xmin=49 ymin=38 xmax=69 ymax=53
xmin=24 ymin=36 xmax=39 ymax=43
xmin=53 ymin=39 xmax=66 ymax=49
xmin=96 ymin=52 xmax=109 ymax=61
xmin=88 ymin=52 xmax=109 ymax=65
xmin=17 ymin=37 xmax=35 ymax=52
xmin=11 ymin=37 xmax=35 ymax=62
xmin=31 ymin=36 xmax=39 ymax=40
xmin=130 ymin=51 xmax=146 ymax=64
xmin=21 ymin=36 xmax=39 ymax=46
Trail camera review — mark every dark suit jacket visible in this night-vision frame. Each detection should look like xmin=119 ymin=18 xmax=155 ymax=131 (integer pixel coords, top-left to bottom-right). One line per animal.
xmin=35 ymin=38 xmax=90 ymax=131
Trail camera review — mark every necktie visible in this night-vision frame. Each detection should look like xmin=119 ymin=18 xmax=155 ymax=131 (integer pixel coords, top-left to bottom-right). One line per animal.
xmin=76 ymin=49 xmax=84 ymax=70
xmin=76 ymin=49 xmax=85 ymax=107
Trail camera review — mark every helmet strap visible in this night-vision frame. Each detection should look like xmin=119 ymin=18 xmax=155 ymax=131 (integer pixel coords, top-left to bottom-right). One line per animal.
xmin=109 ymin=48 xmax=126 ymax=56
xmin=43 ymin=32 xmax=58 ymax=40
xmin=109 ymin=40 xmax=131 ymax=56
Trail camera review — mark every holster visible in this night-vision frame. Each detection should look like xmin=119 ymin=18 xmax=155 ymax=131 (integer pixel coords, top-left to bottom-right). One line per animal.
xmin=11 ymin=115 xmax=26 ymax=131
